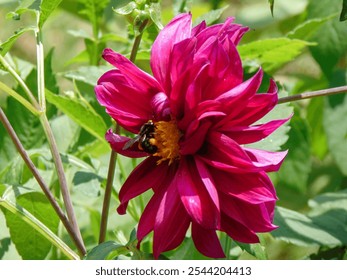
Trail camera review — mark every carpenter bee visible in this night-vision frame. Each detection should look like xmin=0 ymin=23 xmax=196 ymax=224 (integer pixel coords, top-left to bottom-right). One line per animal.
xmin=123 ymin=120 xmax=158 ymax=154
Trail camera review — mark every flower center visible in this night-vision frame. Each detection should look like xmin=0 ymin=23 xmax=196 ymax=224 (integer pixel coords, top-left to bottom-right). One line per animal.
xmin=150 ymin=120 xmax=181 ymax=165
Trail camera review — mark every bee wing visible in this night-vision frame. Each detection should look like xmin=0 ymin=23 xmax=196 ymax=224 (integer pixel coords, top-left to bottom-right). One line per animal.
xmin=122 ymin=135 xmax=141 ymax=150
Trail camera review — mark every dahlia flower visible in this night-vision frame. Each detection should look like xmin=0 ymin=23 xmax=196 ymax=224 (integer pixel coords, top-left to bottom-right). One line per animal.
xmin=95 ymin=13 xmax=290 ymax=258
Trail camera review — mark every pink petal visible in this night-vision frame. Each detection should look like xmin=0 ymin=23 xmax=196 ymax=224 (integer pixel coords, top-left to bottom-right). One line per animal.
xmin=105 ymin=129 xmax=148 ymax=158
xmin=180 ymin=121 xmax=212 ymax=155
xmin=176 ymin=157 xmax=220 ymax=228
xmin=221 ymin=213 xmax=260 ymax=243
xmin=102 ymin=48 xmax=162 ymax=92
xmin=117 ymin=157 xmax=170 ymax=214
xmin=192 ymin=222 xmax=225 ymax=258
xmin=211 ymin=169 xmax=277 ymax=204
xmin=243 ymin=148 xmax=288 ymax=172
xmin=153 ymin=183 xmax=190 ymax=258
xmin=151 ymin=92 xmax=171 ymax=120
xmin=220 ymin=194 xmax=277 ymax=232
xmin=151 ymin=13 xmax=192 ymax=92
xmin=220 ymin=117 xmax=291 ymax=144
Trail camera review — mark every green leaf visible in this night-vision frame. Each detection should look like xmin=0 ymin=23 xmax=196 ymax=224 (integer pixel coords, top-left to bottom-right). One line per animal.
xmin=340 ymin=0 xmax=347 ymax=21
xmin=307 ymin=97 xmax=328 ymax=159
xmin=323 ymin=93 xmax=347 ymax=175
xmin=235 ymin=241 xmax=268 ymax=260
xmin=51 ymin=115 xmax=80 ymax=153
xmin=273 ymin=206 xmax=341 ymax=247
xmin=246 ymin=91 xmax=292 ymax=152
xmin=72 ymin=171 xmax=101 ymax=198
xmin=0 ymin=27 xmax=35 ymax=56
xmin=39 ymin=0 xmax=62 ymax=27
xmin=114 ymin=1 xmax=136 ymax=15
xmin=286 ymin=16 xmax=334 ymax=40
xmin=307 ymin=0 xmax=347 ymax=76
xmin=63 ymin=66 xmax=111 ymax=86
xmin=277 ymin=108 xmax=311 ymax=193
xmin=85 ymin=241 xmax=127 ymax=260
xmin=78 ymin=0 xmax=109 ymax=32
xmin=238 ymin=38 xmax=315 ymax=73
xmin=45 ymin=89 xmax=107 ymax=142
xmin=308 ymin=190 xmax=347 ymax=245
xmin=193 ymin=6 xmax=228 ymax=26
xmin=1 ymin=192 xmax=60 ymax=259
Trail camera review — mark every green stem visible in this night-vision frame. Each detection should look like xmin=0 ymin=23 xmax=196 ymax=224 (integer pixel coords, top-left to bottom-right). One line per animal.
xmin=0 ymin=198 xmax=80 ymax=260
xmin=0 ymin=81 xmax=39 ymax=116
xmin=0 ymin=55 xmax=40 ymax=110
xmin=278 ymin=85 xmax=347 ymax=104
xmin=35 ymin=29 xmax=46 ymax=111
xmin=0 ymin=108 xmax=85 ymax=257
xmin=98 ymin=19 xmax=149 ymax=244
xmin=40 ymin=114 xmax=86 ymax=256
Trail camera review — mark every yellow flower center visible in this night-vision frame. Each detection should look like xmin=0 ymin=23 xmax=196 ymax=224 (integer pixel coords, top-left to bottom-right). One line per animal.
xmin=150 ymin=120 xmax=181 ymax=165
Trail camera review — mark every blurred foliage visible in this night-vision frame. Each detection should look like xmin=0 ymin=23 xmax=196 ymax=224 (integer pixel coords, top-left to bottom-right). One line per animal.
xmin=0 ymin=0 xmax=347 ymax=260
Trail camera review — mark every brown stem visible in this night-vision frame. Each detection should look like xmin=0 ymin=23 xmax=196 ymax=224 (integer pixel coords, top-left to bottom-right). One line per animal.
xmin=98 ymin=19 xmax=149 ymax=244
xmin=278 ymin=86 xmax=347 ymax=104
xmin=0 ymin=108 xmax=85 ymax=256
xmin=40 ymin=114 xmax=86 ymax=256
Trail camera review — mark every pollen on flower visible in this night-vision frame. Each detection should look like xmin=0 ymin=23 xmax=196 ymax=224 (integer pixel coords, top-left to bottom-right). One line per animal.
xmin=153 ymin=120 xmax=181 ymax=165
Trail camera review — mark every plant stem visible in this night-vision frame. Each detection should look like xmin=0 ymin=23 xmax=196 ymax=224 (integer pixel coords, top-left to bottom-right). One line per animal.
xmin=0 ymin=81 xmax=39 ymax=116
xmin=34 ymin=25 xmax=86 ymax=255
xmin=35 ymin=30 xmax=46 ymax=111
xmin=40 ymin=114 xmax=86 ymax=256
xmin=98 ymin=19 xmax=149 ymax=244
xmin=278 ymin=85 xmax=347 ymax=104
xmin=0 ymin=54 xmax=40 ymax=110
xmin=0 ymin=108 xmax=85 ymax=257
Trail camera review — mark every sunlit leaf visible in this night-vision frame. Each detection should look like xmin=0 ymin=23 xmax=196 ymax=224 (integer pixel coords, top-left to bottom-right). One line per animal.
xmin=1 ymin=192 xmax=60 ymax=259
xmin=0 ymin=27 xmax=35 ymax=56
xmin=39 ymin=0 xmax=62 ymax=27
xmin=238 ymin=38 xmax=315 ymax=73
xmin=85 ymin=241 xmax=127 ymax=260
xmin=45 ymin=89 xmax=107 ymax=142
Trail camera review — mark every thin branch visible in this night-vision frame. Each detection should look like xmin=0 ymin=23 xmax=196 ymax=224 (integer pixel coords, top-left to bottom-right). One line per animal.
xmin=98 ymin=19 xmax=149 ymax=244
xmin=40 ymin=114 xmax=86 ymax=256
xmin=278 ymin=86 xmax=347 ymax=104
xmin=0 ymin=54 xmax=40 ymax=110
xmin=0 ymin=108 xmax=85 ymax=257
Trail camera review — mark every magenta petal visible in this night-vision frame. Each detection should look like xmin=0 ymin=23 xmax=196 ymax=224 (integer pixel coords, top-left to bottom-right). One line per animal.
xmin=221 ymin=213 xmax=260 ymax=243
xmin=212 ymin=169 xmax=277 ymax=204
xmin=191 ymin=222 xmax=225 ymax=258
xmin=151 ymin=13 xmax=192 ymax=92
xmin=176 ymin=157 xmax=220 ymax=228
xmin=220 ymin=117 xmax=291 ymax=144
xmin=243 ymin=148 xmax=288 ymax=172
xmin=102 ymin=48 xmax=162 ymax=92
xmin=220 ymin=194 xmax=277 ymax=232
xmin=105 ymin=129 xmax=148 ymax=158
xmin=153 ymin=183 xmax=190 ymax=258
xmin=117 ymin=157 xmax=169 ymax=214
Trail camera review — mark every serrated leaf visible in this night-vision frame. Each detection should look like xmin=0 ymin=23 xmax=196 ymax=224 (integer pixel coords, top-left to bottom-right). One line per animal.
xmin=273 ymin=206 xmax=341 ymax=247
xmin=85 ymin=241 xmax=127 ymax=260
xmin=238 ymin=38 xmax=314 ymax=73
xmin=323 ymin=93 xmax=347 ymax=175
xmin=0 ymin=27 xmax=35 ymax=56
xmin=286 ymin=16 xmax=333 ymax=40
xmin=2 ymin=192 xmax=60 ymax=259
xmin=45 ymin=89 xmax=107 ymax=142
xmin=193 ymin=5 xmax=228 ymax=26
xmin=79 ymin=0 xmax=109 ymax=31
xmin=39 ymin=0 xmax=62 ymax=27
xmin=340 ymin=0 xmax=347 ymax=21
